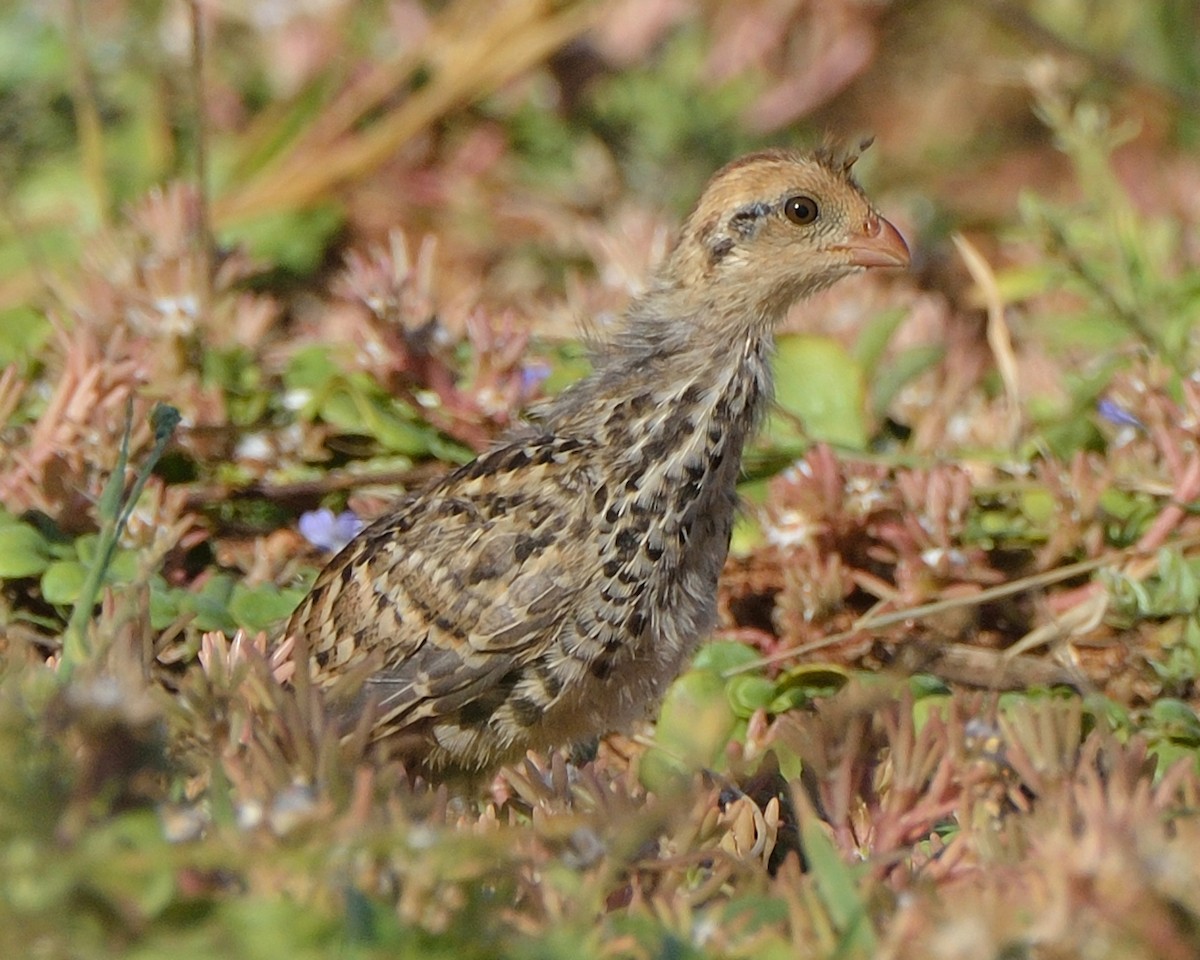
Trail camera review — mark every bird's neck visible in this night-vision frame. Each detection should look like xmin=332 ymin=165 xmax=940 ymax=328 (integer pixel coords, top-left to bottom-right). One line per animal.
xmin=545 ymin=296 xmax=777 ymax=475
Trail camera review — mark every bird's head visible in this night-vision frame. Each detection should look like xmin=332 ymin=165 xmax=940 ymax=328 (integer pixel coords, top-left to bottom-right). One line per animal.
xmin=659 ymin=146 xmax=909 ymax=324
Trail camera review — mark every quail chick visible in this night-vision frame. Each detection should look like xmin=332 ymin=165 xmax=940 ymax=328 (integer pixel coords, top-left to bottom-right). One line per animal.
xmin=285 ymin=147 xmax=910 ymax=775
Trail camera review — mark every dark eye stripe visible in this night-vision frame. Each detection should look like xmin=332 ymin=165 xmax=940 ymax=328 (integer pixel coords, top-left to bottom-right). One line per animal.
xmin=730 ymin=201 xmax=771 ymax=236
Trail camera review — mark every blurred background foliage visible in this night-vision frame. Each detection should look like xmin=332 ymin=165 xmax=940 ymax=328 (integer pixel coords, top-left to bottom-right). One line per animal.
xmin=3 ymin=0 xmax=1200 ymax=957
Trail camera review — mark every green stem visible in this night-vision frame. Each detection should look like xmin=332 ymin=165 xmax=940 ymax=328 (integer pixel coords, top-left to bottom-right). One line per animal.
xmin=59 ymin=403 xmax=181 ymax=677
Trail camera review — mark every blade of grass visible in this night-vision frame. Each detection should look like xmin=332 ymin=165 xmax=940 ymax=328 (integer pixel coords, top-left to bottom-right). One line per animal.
xmin=215 ymin=0 xmax=599 ymax=224
xmin=791 ymin=785 xmax=878 ymax=957
xmin=64 ymin=0 xmax=110 ymax=224
xmin=60 ymin=403 xmax=181 ymax=675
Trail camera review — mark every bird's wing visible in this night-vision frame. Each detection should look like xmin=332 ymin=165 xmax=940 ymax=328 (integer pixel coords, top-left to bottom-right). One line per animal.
xmin=285 ymin=435 xmax=598 ymax=729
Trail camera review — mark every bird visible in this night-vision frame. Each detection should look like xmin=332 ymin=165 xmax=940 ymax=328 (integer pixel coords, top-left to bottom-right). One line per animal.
xmin=284 ymin=146 xmax=910 ymax=776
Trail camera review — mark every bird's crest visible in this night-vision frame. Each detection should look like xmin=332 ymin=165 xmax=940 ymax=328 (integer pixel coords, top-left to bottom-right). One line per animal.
xmin=814 ymin=135 xmax=875 ymax=176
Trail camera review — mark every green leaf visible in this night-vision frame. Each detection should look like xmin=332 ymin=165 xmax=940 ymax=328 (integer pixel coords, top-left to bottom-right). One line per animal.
xmin=769 ymin=665 xmax=850 ymax=715
xmin=80 ymin=812 xmax=178 ymax=918
xmin=41 ymin=560 xmax=88 ymax=604
xmin=1148 ymin=698 xmax=1200 ymax=744
xmin=797 ymin=798 xmax=878 ymax=955
xmin=1148 ymin=739 xmax=1200 ymax=775
xmin=726 ymin=674 xmax=777 ymax=718
xmin=284 ymin=346 xmax=342 ymax=393
xmin=769 ymin=335 xmax=869 ymax=450
xmin=203 ymin=347 xmax=268 ymax=427
xmin=0 ymin=523 xmax=52 ymax=577
xmin=1098 ymin=487 xmax=1147 ymax=521
xmin=107 ymin=549 xmax=140 ymax=583
xmin=912 ymin=693 xmax=953 ymax=732
xmin=776 ymin=663 xmax=850 ymax=694
xmin=851 ymin=306 xmax=908 ymax=373
xmin=222 ymin=203 xmax=343 ymax=276
xmin=319 ymin=386 xmax=368 ymax=429
xmin=426 ymin=433 xmax=475 ymax=465
xmin=729 ymin=512 xmax=764 ymax=557
xmin=869 ymin=344 xmax=943 ymax=418
xmin=541 ymin=343 xmax=592 ymax=395
xmin=149 ymin=579 xmax=185 ymax=631
xmin=768 ymin=686 xmax=811 ymax=714
xmin=359 ymin=397 xmax=434 ymax=456
xmin=692 ymin=641 xmax=759 ymax=673
xmin=229 ymin=583 xmax=307 ymax=632
xmin=74 ymin=533 xmax=101 ymax=567
xmin=641 ymin=668 xmax=738 ymax=790
xmin=0 ymin=306 xmax=50 ymax=369
xmin=188 ymin=575 xmax=238 ymax=634
xmin=729 ymin=479 xmax=769 ymax=555
xmin=909 ymin=673 xmax=951 ymax=698
xmin=317 ymin=375 xmax=435 ymax=456
xmin=1019 ymin=488 xmax=1056 ymax=525
xmin=1085 ymin=693 xmax=1132 ymax=735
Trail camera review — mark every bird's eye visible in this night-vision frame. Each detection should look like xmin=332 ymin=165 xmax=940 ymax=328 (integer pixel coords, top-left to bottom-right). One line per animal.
xmin=784 ymin=195 xmax=819 ymax=225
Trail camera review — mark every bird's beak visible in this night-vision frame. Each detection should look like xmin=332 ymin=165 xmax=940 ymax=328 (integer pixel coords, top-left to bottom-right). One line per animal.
xmin=834 ymin=213 xmax=910 ymax=269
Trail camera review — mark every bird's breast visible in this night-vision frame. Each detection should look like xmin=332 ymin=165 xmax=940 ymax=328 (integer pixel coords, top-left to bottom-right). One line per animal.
xmin=570 ymin=340 xmax=773 ymax=674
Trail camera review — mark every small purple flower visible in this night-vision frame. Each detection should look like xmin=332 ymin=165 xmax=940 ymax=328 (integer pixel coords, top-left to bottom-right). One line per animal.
xmin=519 ymin=361 xmax=551 ymax=395
xmin=1097 ymin=398 xmax=1144 ymax=430
xmin=298 ymin=508 xmax=364 ymax=553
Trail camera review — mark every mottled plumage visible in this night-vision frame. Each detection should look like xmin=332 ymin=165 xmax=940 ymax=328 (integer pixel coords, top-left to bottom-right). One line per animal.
xmin=285 ymin=147 xmax=909 ymax=774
